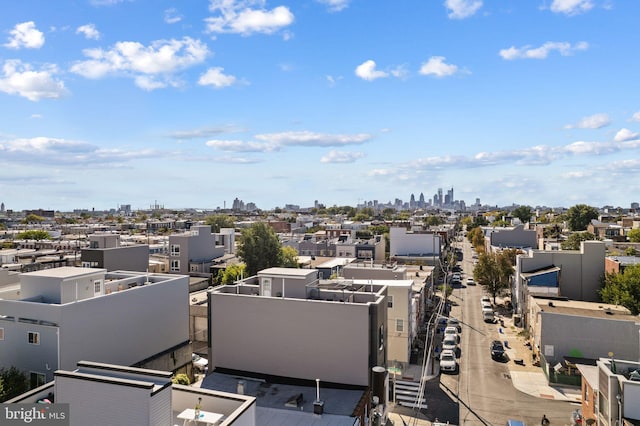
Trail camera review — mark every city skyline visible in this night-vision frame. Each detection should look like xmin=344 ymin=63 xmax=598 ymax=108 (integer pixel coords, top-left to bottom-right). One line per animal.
xmin=1 ymin=1 xmax=639 ymax=211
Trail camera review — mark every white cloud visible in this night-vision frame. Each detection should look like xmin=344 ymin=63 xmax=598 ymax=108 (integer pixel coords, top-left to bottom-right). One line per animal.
xmin=206 ymin=139 xmax=275 ymax=152
xmin=499 ymin=41 xmax=588 ymax=60
xmin=30 ymin=114 xmax=42 ymax=119
xmin=70 ymin=37 xmax=209 ymax=89
xmin=355 ymin=60 xmax=388 ymax=81
xmin=205 ymin=1 xmax=294 ymax=35
xmin=164 ymin=8 xmax=183 ymax=24
xmin=317 ymin=0 xmax=350 ymax=12
xmin=564 ymin=113 xmax=610 ymax=129
xmin=254 ymin=131 xmax=371 ymax=147
xmin=444 ymin=0 xmax=482 ymax=19
xmin=198 ymin=67 xmax=237 ymax=88
xmin=206 ymin=131 xmax=372 ymax=154
xmin=0 ymin=60 xmax=68 ymax=101
xmin=561 ymin=170 xmax=593 ymax=179
xmin=76 ymin=24 xmax=100 ymax=40
xmin=419 ymin=56 xmax=459 ymax=77
xmin=550 ymin=0 xmax=594 ymax=15
xmin=614 ymin=128 xmax=639 ymax=142
xmin=170 ymin=126 xmax=242 ymax=139
xmin=320 ymin=150 xmax=365 ymax=163
xmin=4 ymin=21 xmax=45 ymax=49
xmin=631 ymin=112 xmax=640 ymax=122
xmin=0 ymin=136 xmax=165 ymax=166
xmin=326 ymin=75 xmax=343 ymax=87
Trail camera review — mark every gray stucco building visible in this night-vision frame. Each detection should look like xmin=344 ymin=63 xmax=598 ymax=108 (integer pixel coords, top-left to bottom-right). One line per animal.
xmin=208 ymin=267 xmax=387 ymax=387
xmin=0 ymin=267 xmax=190 ymax=388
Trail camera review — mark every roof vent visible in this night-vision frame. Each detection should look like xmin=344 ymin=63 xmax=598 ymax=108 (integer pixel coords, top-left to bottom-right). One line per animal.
xmin=548 ymin=301 xmax=554 ymax=307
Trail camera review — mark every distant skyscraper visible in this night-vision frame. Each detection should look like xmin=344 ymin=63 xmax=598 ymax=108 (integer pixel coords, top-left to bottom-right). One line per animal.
xmin=410 ymin=193 xmax=416 ymax=208
xmin=419 ymin=193 xmax=425 ymax=208
xmin=0 ymin=202 xmax=4 ymax=212
xmin=437 ymin=188 xmax=443 ymax=207
xmin=447 ymin=188 xmax=454 ymax=206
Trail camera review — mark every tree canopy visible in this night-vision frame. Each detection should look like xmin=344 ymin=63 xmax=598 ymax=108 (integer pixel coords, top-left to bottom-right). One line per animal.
xmin=473 ymin=250 xmax=514 ymax=303
xmin=237 ymin=222 xmax=282 ymax=276
xmin=627 ymin=228 xmax=640 ymax=243
xmin=560 ymin=231 xmax=596 ymax=250
xmin=280 ymin=246 xmax=300 ymax=268
xmin=21 ymin=213 xmax=45 ymax=224
xmin=204 ymin=215 xmax=236 ymax=233
xmin=216 ymin=263 xmax=247 ymax=285
xmin=512 ymin=206 xmax=533 ymax=224
xmin=566 ymin=204 xmax=599 ymax=231
xmin=467 ymin=227 xmax=484 ymax=250
xmin=600 ymin=264 xmax=640 ymax=315
xmin=16 ymin=230 xmax=51 ymax=240
xmin=0 ymin=367 xmax=28 ymax=402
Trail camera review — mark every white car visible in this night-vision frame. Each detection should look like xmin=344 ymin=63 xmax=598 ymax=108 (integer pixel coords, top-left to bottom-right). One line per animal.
xmin=439 ymin=349 xmax=458 ymax=374
xmin=444 ymin=326 xmax=459 ymax=342
xmin=466 ymin=277 xmax=476 ymax=285
xmin=442 ymin=335 xmax=457 ymax=352
xmin=192 ymin=353 xmax=208 ymax=372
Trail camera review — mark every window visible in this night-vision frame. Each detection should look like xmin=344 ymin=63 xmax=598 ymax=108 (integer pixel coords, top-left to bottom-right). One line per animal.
xmin=170 ymin=244 xmax=180 ymax=256
xmin=378 ymin=325 xmax=384 ymax=350
xmin=30 ymin=372 xmax=45 ymax=389
xmin=93 ymin=280 xmax=103 ymax=296
xmin=28 ymin=332 xmax=40 ymax=345
xmin=387 ymin=295 xmax=393 ymax=308
xmin=171 ymin=260 xmax=180 ymax=272
xmin=396 ymin=319 xmax=404 ymax=333
xmin=0 ymin=328 xmax=4 ymax=340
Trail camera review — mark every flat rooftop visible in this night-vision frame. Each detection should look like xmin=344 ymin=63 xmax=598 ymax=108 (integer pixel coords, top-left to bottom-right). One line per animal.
xmin=259 ymin=267 xmax=319 ymax=277
xmin=23 ymin=266 xmax=106 ymax=279
xmin=532 ymin=297 xmax=635 ymax=320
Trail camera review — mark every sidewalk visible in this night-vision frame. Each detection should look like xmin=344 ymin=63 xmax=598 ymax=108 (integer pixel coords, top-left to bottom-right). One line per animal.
xmin=497 ymin=313 xmax=582 ymax=403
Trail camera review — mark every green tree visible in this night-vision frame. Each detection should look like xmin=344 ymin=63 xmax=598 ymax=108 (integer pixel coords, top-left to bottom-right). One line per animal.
xmin=627 ymin=228 xmax=640 ymax=243
xmin=561 ymin=232 xmax=596 ymax=250
xmin=280 ymin=246 xmax=299 ymax=268
xmin=21 ymin=214 xmax=45 ymax=224
xmin=491 ymin=219 xmax=510 ymax=227
xmin=425 ymin=215 xmax=444 ymax=227
xmin=237 ymin=222 xmax=282 ymax=276
xmin=624 ymin=247 xmax=638 ymax=256
xmin=17 ymin=230 xmax=51 ymax=240
xmin=217 ymin=263 xmax=247 ymax=285
xmin=381 ymin=208 xmax=396 ymax=220
xmin=204 ymin=215 xmax=236 ymax=233
xmin=172 ymin=374 xmax=191 ymax=385
xmin=566 ymin=204 xmax=599 ymax=231
xmin=600 ymin=264 xmax=640 ymax=315
xmin=0 ymin=367 xmax=28 ymax=402
xmin=473 ymin=251 xmax=514 ymax=303
xmin=467 ymin=227 xmax=484 ymax=250
xmin=512 ymin=206 xmax=533 ymax=224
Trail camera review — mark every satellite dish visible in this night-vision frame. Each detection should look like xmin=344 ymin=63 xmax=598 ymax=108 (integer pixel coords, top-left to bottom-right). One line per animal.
xmin=608 ymin=351 xmax=614 ymax=357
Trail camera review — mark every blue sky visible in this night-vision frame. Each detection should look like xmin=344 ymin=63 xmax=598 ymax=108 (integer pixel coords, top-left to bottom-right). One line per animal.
xmin=1 ymin=0 xmax=639 ymax=212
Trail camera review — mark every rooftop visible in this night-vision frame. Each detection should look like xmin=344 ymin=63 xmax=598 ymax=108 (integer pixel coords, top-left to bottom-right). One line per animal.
xmin=22 ymin=266 xmax=106 ymax=279
xmin=532 ymin=297 xmax=635 ymax=320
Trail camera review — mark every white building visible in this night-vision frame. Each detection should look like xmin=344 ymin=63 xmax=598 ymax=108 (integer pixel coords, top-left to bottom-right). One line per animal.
xmin=7 ymin=360 xmax=256 ymax=426
xmin=0 ymin=267 xmax=190 ymax=388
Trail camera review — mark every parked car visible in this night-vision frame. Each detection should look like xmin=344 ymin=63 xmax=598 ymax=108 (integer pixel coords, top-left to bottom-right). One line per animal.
xmin=447 ymin=317 xmax=461 ymax=332
xmin=439 ymin=349 xmax=458 ymax=374
xmin=483 ymin=310 xmax=495 ymax=323
xmin=192 ymin=353 xmax=208 ymax=372
xmin=481 ymin=296 xmax=491 ymax=304
xmin=444 ymin=326 xmax=459 ymax=342
xmin=490 ymin=340 xmax=505 ymax=360
xmin=442 ymin=335 xmax=457 ymax=352
xmin=466 ymin=277 xmax=476 ymax=285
